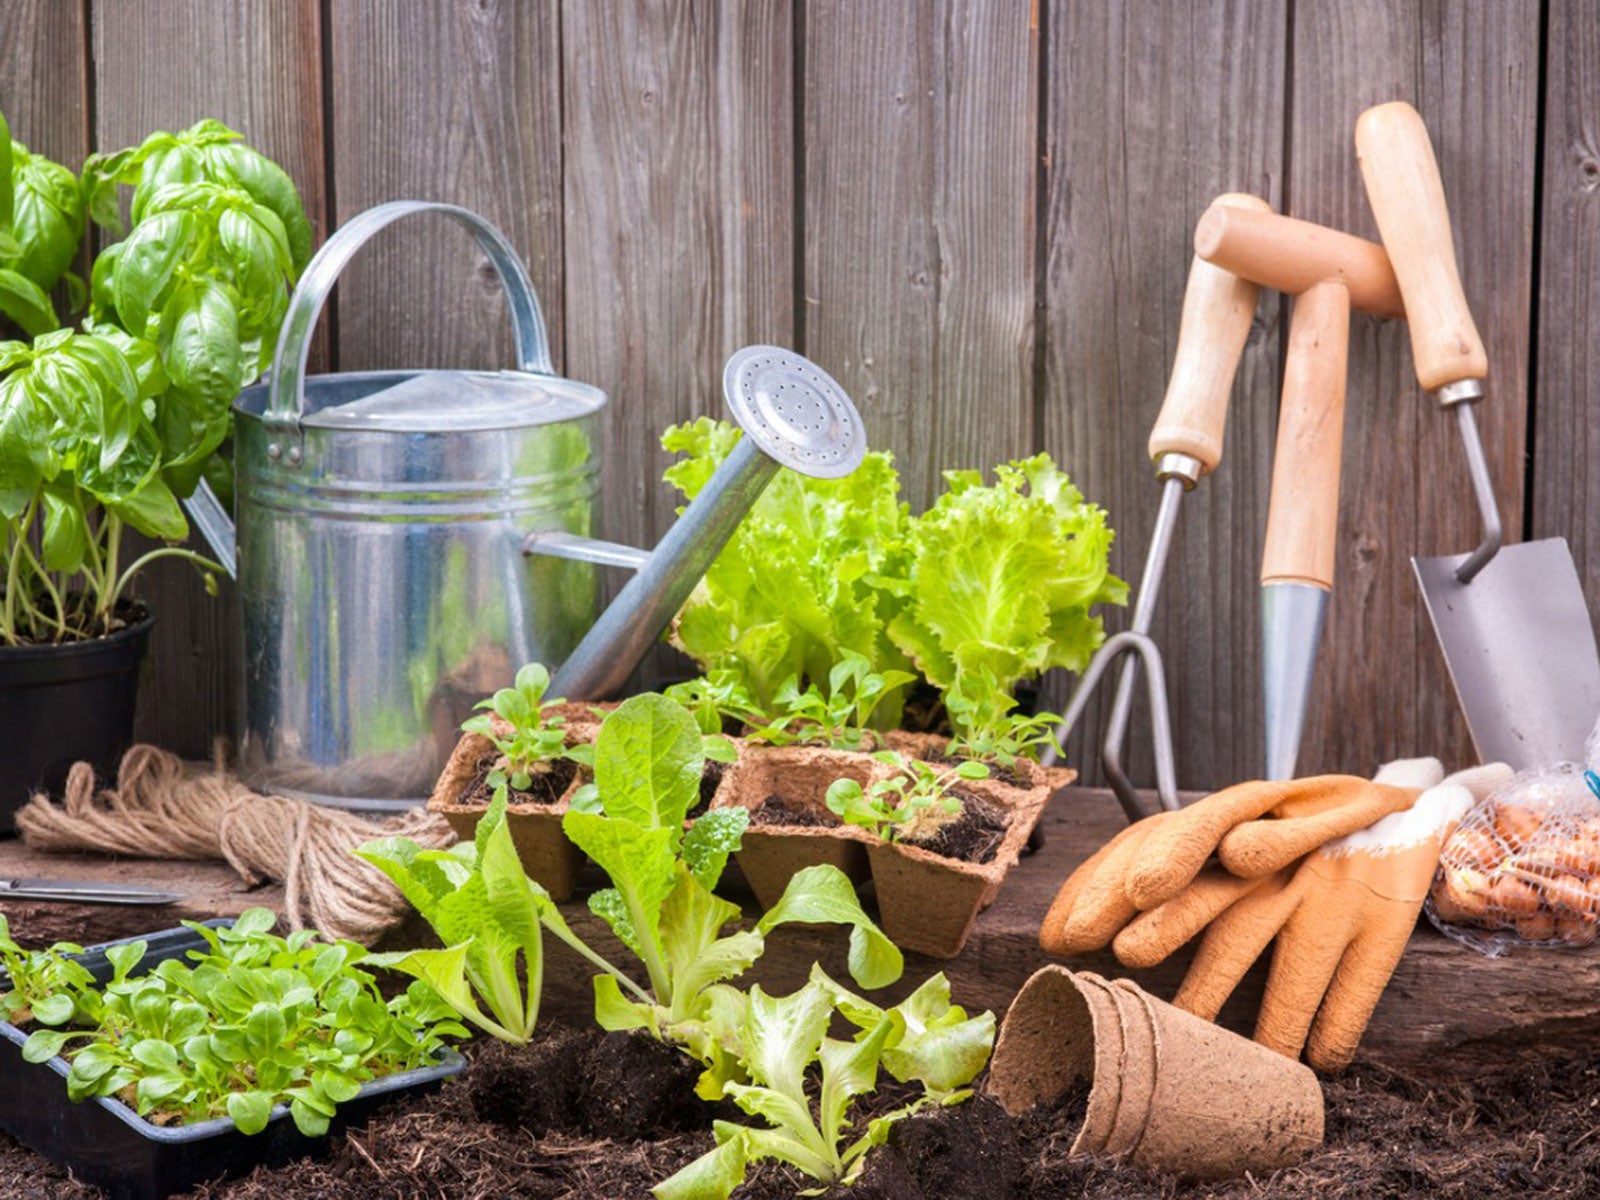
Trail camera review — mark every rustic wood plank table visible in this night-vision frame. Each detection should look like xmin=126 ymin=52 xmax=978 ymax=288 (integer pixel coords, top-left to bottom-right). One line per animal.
xmin=2 ymin=785 xmax=1593 ymax=1076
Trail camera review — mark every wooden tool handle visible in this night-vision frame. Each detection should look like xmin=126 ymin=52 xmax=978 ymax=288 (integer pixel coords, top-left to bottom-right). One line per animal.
xmin=1261 ymin=280 xmax=1350 ymax=589
xmin=1355 ymin=101 xmax=1487 ymax=392
xmin=1194 ymin=206 xmax=1404 ymax=319
xmin=1147 ymin=193 xmax=1271 ymax=474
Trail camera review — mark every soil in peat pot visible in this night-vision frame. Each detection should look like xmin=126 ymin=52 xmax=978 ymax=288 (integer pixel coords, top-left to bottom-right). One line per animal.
xmin=462 ymin=753 xmax=577 ymax=807
xmin=901 ymin=790 xmax=1010 ymax=864
xmin=750 ymin=792 xmax=839 ymax=828
xmin=11 ymin=1031 xmax=1600 ymax=1197
xmin=920 ymin=750 xmax=1034 ymax=791
xmin=688 ymin=758 xmax=727 ymax=820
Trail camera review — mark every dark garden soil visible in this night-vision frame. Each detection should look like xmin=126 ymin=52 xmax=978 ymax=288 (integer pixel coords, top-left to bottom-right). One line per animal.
xmin=751 ymin=792 xmax=839 ymax=828
xmin=462 ymin=752 xmax=577 ymax=807
xmin=8 ymin=1031 xmax=1600 ymax=1198
xmin=906 ymin=790 xmax=1010 ymax=864
xmin=689 ymin=758 xmax=728 ymax=819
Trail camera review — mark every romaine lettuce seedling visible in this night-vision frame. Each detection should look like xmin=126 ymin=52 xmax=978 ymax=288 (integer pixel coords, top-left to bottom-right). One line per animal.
xmin=559 ymin=693 xmax=903 ymax=1087
xmin=825 ymin=750 xmax=990 ymax=843
xmin=653 ymin=968 xmax=994 ymax=1200
xmin=944 ymin=704 xmax=1064 ymax=770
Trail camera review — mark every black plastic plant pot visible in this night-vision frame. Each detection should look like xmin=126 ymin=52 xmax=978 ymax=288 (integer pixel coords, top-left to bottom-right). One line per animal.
xmin=0 ymin=606 xmax=155 ymax=833
xmin=0 ymin=922 xmax=465 ymax=1200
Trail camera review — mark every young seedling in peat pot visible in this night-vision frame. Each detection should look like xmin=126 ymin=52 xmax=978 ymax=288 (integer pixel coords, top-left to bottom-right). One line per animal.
xmin=460 ymin=662 xmax=589 ymax=805
xmin=742 ymin=653 xmax=917 ymax=752
xmin=826 ymin=751 xmax=992 ymax=846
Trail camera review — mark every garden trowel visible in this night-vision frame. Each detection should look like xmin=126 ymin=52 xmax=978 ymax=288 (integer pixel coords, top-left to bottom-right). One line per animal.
xmin=1357 ymin=101 xmax=1600 ymax=769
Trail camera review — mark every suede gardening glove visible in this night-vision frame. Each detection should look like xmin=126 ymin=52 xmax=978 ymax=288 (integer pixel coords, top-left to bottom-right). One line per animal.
xmin=1174 ymin=759 xmax=1511 ymax=1071
xmin=1039 ymin=772 xmax=1425 ymax=958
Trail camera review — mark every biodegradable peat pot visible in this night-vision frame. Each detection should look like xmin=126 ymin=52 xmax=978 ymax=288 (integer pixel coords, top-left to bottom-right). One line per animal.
xmin=0 ymin=605 xmax=154 ymax=834
xmin=0 ymin=923 xmax=463 ymax=1200
xmin=988 ymin=967 xmax=1324 ymax=1181
xmin=709 ymin=745 xmax=876 ymax=909
xmin=425 ymin=702 xmax=609 ymax=902
xmin=864 ymin=770 xmax=1052 ymax=958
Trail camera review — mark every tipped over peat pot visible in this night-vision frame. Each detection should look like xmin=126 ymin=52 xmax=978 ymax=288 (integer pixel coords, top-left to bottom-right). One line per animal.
xmin=987 ymin=967 xmax=1324 ymax=1180
xmin=0 ymin=604 xmax=154 ymax=833
xmin=0 ymin=922 xmax=464 ymax=1200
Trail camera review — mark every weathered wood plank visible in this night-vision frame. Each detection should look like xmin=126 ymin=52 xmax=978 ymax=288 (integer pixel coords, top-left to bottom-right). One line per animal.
xmin=327 ymin=0 xmax=563 ymax=374
xmin=1531 ymin=2 xmax=1600 ymax=629
xmin=88 ymin=0 xmax=327 ymax=758
xmin=803 ymin=0 xmax=1036 ymax=513
xmin=0 ymin=2 xmax=88 ymax=192
xmin=1287 ymin=0 xmax=1539 ymax=779
xmin=560 ymin=0 xmax=794 ymax=685
xmin=5 ymin=786 xmax=1590 ymax=1076
xmin=1039 ymin=0 xmax=1286 ymax=790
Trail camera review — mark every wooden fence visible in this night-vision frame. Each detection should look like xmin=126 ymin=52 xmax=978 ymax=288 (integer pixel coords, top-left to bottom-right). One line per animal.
xmin=0 ymin=0 xmax=1593 ymax=790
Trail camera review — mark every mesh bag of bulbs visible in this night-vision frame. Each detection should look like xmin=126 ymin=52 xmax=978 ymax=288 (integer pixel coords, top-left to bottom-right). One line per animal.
xmin=1428 ymin=721 xmax=1600 ymax=954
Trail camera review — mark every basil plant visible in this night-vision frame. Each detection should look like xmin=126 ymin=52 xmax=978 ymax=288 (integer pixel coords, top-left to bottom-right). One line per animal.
xmin=0 ymin=112 xmax=311 ymax=645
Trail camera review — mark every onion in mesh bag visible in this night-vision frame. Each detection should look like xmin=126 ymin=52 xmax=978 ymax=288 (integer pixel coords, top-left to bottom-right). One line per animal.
xmin=1427 ymin=762 xmax=1600 ymax=954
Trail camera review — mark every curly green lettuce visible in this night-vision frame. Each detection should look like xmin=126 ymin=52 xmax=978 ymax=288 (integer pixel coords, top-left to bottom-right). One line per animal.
xmin=662 ymin=418 xmax=916 ymax=724
xmin=889 ymin=454 xmax=1127 ymax=741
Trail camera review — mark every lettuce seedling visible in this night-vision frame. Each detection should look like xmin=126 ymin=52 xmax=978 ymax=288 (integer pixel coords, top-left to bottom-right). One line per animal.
xmin=359 ymin=789 xmax=627 ymax=1044
xmin=825 ymin=751 xmax=990 ymax=843
xmin=742 ymin=652 xmax=918 ymax=751
xmin=943 ymin=705 xmax=1064 ymax=770
xmin=460 ymin=661 xmax=585 ymax=793
xmin=663 ymin=671 xmax=764 ymax=736
xmin=560 ymin=694 xmax=903 ymax=1082
xmin=653 ymin=969 xmax=995 ymax=1199
xmin=12 ymin=910 xmax=466 ymax=1137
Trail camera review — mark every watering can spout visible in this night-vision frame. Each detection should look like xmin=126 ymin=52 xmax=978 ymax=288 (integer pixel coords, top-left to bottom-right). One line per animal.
xmin=183 ymin=482 xmax=238 ymax=579
xmin=542 ymin=345 xmax=867 ymax=700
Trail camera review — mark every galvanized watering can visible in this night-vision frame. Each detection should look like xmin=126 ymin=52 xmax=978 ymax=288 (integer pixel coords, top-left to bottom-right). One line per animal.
xmin=186 ymin=200 xmax=867 ymax=810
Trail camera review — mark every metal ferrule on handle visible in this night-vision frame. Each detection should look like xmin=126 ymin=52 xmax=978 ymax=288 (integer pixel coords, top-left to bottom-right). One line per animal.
xmin=550 ymin=437 xmax=779 ymax=700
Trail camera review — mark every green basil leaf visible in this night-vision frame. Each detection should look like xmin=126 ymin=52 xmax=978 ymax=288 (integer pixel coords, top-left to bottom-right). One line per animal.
xmin=105 ymin=471 xmax=186 ymax=540
xmin=203 ymin=141 xmax=312 ymax=271
xmin=0 ymin=267 xmax=59 ymax=336
xmin=9 ymin=148 xmax=82 ymax=290
xmin=130 ymin=141 xmax=203 ymax=225
xmin=40 ymin=485 xmax=89 ymax=571
xmin=112 ymin=208 xmax=194 ymax=333
xmin=0 ymin=110 xmax=13 ymax=235
xmin=159 ymin=277 xmax=243 ymax=407
xmin=0 ymin=372 xmax=48 ymax=518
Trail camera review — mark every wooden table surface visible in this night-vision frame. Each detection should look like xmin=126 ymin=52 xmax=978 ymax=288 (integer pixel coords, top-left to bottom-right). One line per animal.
xmin=3 ymin=785 xmax=1596 ymax=1076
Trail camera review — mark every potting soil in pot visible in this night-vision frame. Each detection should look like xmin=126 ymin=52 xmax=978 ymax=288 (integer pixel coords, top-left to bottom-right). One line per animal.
xmin=10 ymin=1035 xmax=1600 ymax=1199
xmin=902 ymin=790 xmax=1010 ymax=864
xmin=460 ymin=751 xmax=577 ymax=807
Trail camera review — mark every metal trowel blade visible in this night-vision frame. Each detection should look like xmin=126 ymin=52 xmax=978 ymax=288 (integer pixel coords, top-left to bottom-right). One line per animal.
xmin=1413 ymin=537 xmax=1600 ymax=770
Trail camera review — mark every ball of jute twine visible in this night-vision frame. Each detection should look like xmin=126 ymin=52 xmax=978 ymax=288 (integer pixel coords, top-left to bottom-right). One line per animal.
xmin=15 ymin=744 xmax=456 ymax=945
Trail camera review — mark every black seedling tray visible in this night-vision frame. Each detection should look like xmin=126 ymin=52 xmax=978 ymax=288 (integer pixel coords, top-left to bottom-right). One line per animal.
xmin=0 ymin=920 xmax=464 ymax=1200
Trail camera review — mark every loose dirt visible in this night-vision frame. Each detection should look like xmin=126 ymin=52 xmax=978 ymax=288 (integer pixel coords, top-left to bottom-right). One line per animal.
xmin=905 ymin=790 xmax=1010 ymax=864
xmin=5 ymin=1030 xmax=1600 ymax=1198
xmin=462 ymin=752 xmax=577 ymax=807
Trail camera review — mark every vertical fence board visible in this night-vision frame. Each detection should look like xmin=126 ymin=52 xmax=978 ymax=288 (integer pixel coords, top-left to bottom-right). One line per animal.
xmin=0 ymin=2 xmax=87 ymax=171
xmin=90 ymin=0 xmax=326 ymax=757
xmin=1287 ymin=0 xmax=1538 ymax=778
xmin=1040 ymin=0 xmax=1287 ymax=790
xmin=1532 ymin=1 xmax=1600 ymax=641
xmin=560 ymin=0 xmax=794 ymax=685
xmin=803 ymin=0 xmax=1036 ymax=512
xmin=328 ymin=0 xmax=562 ymax=375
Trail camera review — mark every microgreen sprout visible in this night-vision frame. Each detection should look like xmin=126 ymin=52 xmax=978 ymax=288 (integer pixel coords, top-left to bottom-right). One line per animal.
xmin=825 ymin=750 xmax=990 ymax=843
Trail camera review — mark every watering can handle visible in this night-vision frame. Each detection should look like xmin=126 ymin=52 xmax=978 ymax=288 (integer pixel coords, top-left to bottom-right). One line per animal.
xmin=265 ymin=200 xmax=555 ymax=423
